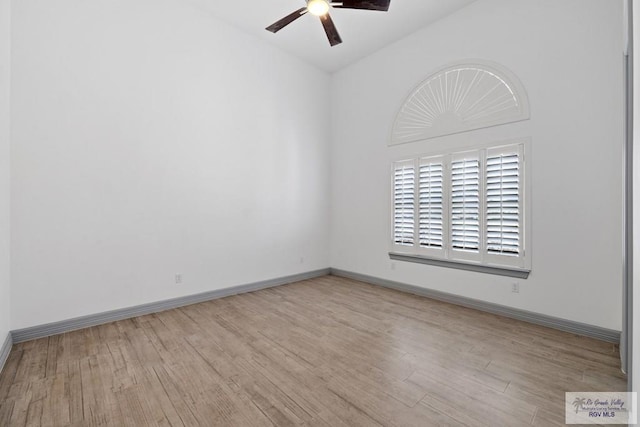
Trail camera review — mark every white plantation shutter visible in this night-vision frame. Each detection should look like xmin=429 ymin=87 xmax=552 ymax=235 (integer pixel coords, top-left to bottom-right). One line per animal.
xmin=418 ymin=160 xmax=443 ymax=248
xmin=486 ymin=149 xmax=521 ymax=256
xmin=451 ymin=157 xmax=480 ymax=252
xmin=390 ymin=142 xmax=528 ymax=271
xmin=393 ymin=160 xmax=415 ymax=246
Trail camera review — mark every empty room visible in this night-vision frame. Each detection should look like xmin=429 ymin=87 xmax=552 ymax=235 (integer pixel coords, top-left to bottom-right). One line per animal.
xmin=0 ymin=0 xmax=638 ymax=425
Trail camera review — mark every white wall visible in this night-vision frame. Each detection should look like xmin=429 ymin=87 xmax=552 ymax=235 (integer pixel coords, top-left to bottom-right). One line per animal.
xmin=7 ymin=0 xmax=626 ymax=334
xmin=0 ymin=0 xmax=10 ymax=341
xmin=330 ymin=0 xmax=624 ymax=330
xmin=10 ymin=0 xmax=331 ymax=329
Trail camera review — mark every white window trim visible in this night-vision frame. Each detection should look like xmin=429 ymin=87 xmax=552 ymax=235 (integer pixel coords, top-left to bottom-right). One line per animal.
xmin=390 ymin=138 xmax=532 ymax=275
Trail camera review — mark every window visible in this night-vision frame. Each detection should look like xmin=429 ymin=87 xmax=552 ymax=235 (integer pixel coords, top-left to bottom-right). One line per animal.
xmin=390 ymin=61 xmax=531 ymax=145
xmin=391 ymin=141 xmax=530 ymax=273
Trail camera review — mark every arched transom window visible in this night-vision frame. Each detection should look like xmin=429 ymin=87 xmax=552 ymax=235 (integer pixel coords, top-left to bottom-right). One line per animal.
xmin=391 ymin=61 xmax=530 ymax=145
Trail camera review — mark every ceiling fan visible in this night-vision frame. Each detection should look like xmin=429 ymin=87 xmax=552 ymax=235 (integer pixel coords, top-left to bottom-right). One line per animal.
xmin=266 ymin=0 xmax=391 ymax=47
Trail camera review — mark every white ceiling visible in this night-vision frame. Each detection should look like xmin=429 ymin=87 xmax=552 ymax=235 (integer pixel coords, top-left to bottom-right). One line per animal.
xmin=189 ymin=0 xmax=476 ymax=73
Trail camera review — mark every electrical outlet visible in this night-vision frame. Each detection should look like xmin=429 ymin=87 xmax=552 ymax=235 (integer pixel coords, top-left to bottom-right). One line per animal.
xmin=391 ymin=262 xmax=396 ymax=270
xmin=511 ymin=282 xmax=520 ymax=293
xmin=175 ymin=273 xmax=182 ymax=285
xmin=300 ymin=257 xmax=305 ymax=264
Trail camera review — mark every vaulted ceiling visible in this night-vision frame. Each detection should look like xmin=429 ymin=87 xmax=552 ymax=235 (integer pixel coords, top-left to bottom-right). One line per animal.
xmin=189 ymin=0 xmax=476 ymax=72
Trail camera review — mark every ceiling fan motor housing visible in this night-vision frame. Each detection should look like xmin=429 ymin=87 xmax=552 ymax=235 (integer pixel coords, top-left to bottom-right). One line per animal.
xmin=307 ymin=0 xmax=330 ymax=16
xmin=265 ymin=0 xmax=391 ymax=46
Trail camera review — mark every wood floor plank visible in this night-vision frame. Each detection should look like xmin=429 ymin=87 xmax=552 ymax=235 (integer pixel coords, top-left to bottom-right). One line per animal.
xmin=402 ymin=352 xmax=507 ymax=393
xmin=0 ymin=348 xmax=22 ymax=402
xmin=115 ymin=386 xmax=159 ymax=427
xmin=13 ymin=338 xmax=48 ymax=384
xmin=150 ymin=365 xmax=205 ymax=426
xmin=42 ymin=374 xmax=70 ymax=427
xmin=0 ymin=399 xmax=14 ymax=426
xmin=531 ymin=406 xmax=566 ymax=426
xmin=67 ymin=360 xmax=84 ymax=425
xmin=25 ymin=396 xmax=44 ymax=427
xmin=53 ymin=334 xmax=70 ymax=377
xmin=0 ymin=275 xmax=627 ymax=426
xmin=8 ymin=387 xmax=31 ymax=427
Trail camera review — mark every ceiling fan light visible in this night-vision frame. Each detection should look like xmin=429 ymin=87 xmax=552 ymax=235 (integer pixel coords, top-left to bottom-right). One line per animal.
xmin=307 ymin=0 xmax=330 ymax=16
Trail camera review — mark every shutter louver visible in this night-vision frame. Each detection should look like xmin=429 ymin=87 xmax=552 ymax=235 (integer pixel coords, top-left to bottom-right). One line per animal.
xmin=451 ymin=159 xmax=479 ymax=251
xmin=486 ymin=153 xmax=520 ymax=255
xmin=419 ymin=162 xmax=443 ymax=248
xmin=393 ymin=163 xmax=415 ymax=246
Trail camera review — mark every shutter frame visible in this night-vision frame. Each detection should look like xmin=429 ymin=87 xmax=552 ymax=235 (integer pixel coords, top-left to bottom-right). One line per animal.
xmin=417 ymin=155 xmax=446 ymax=257
xmin=392 ymin=159 xmax=416 ymax=247
xmin=483 ymin=143 xmax=526 ymax=268
xmin=449 ymin=151 xmax=482 ymax=263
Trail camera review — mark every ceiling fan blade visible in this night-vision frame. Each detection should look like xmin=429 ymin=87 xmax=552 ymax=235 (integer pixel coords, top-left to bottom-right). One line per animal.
xmin=266 ymin=8 xmax=308 ymax=33
xmin=331 ymin=0 xmax=390 ymax=11
xmin=319 ymin=13 xmax=342 ymax=46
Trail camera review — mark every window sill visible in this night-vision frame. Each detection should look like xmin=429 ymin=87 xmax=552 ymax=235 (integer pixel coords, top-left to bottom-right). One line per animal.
xmin=388 ymin=252 xmax=530 ymax=279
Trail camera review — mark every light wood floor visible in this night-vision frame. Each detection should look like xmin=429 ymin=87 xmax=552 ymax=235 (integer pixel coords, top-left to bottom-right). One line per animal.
xmin=0 ymin=275 xmax=627 ymax=426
